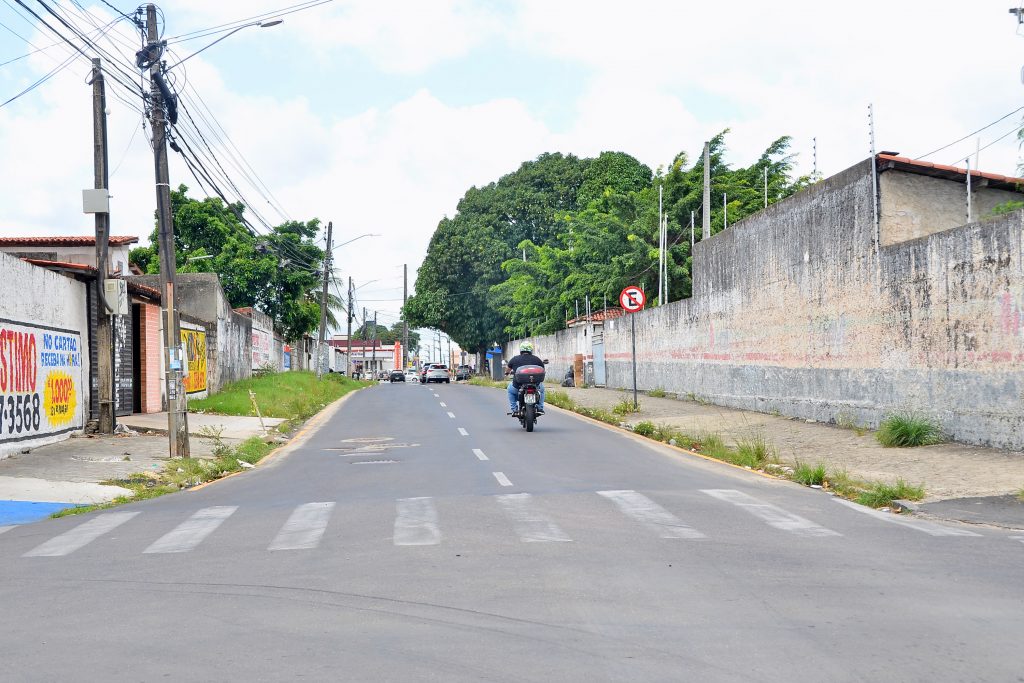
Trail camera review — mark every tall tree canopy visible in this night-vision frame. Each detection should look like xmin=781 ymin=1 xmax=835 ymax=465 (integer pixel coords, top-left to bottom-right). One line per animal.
xmin=129 ymin=185 xmax=327 ymax=340
xmin=405 ymin=134 xmax=810 ymax=344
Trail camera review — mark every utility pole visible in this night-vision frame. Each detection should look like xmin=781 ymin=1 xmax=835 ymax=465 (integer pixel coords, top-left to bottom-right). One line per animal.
xmin=91 ymin=58 xmax=115 ymax=435
xmin=702 ymin=141 xmax=711 ymax=241
xmin=346 ymin=276 xmax=353 ymax=376
xmin=147 ymin=4 xmax=189 ymax=457
xmin=316 ymin=220 xmax=332 ymax=379
xmin=371 ymin=310 xmax=377 ymax=378
xmin=403 ymin=262 xmax=411 ymax=370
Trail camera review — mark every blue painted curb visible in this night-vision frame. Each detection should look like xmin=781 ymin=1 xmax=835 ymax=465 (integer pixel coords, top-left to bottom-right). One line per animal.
xmin=0 ymin=500 xmax=77 ymax=525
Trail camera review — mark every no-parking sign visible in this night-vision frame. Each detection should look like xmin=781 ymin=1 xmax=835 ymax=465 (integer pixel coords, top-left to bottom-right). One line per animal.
xmin=619 ymin=285 xmax=646 ymax=312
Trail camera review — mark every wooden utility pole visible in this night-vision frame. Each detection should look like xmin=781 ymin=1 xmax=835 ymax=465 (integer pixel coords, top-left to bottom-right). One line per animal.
xmin=702 ymin=141 xmax=711 ymax=241
xmin=91 ymin=58 xmax=115 ymax=434
xmin=346 ymin=276 xmax=353 ymax=376
xmin=316 ymin=220 xmax=332 ymax=379
xmin=147 ymin=4 xmax=189 ymax=457
xmin=402 ymin=263 xmax=409 ymax=371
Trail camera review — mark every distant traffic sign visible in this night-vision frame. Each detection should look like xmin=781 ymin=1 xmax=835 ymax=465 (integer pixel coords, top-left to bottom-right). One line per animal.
xmin=619 ymin=285 xmax=646 ymax=312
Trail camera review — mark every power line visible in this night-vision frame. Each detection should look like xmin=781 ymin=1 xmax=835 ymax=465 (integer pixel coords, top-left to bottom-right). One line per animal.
xmin=165 ymin=0 xmax=334 ymax=43
xmin=915 ymin=106 xmax=1024 ymax=160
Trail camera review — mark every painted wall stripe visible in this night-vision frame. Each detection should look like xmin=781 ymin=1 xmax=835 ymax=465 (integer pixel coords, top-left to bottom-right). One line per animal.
xmin=143 ymin=506 xmax=237 ymax=554
xmin=702 ymin=489 xmax=840 ymax=538
xmin=496 ymin=493 xmax=572 ymax=542
xmin=24 ymin=511 xmax=139 ymax=557
xmin=598 ymin=490 xmax=705 ymax=539
xmin=394 ymin=497 xmax=440 ymax=546
xmin=268 ymin=502 xmax=335 ymax=550
xmin=833 ymin=498 xmax=981 ymax=537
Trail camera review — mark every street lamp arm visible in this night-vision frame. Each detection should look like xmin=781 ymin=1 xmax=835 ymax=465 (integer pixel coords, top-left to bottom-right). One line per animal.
xmin=165 ymin=20 xmax=282 ymax=72
xmin=331 ymin=233 xmax=380 ymax=250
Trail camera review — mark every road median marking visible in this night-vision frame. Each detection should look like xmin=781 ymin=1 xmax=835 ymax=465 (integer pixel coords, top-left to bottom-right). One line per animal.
xmin=493 ymin=472 xmax=513 ymax=487
xmin=473 ymin=448 xmax=488 ymax=461
xmin=458 ymin=427 xmax=468 ymax=436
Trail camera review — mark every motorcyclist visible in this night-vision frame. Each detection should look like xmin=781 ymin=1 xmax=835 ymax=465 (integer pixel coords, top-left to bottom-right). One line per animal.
xmin=506 ymin=341 xmax=546 ymax=415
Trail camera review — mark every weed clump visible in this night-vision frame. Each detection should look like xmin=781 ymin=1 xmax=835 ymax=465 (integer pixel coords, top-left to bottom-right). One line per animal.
xmin=876 ymin=412 xmax=944 ymax=447
xmin=856 ymin=479 xmax=925 ymax=508
xmin=612 ymin=398 xmax=641 ymax=416
xmin=733 ymin=435 xmax=777 ymax=469
xmin=632 ymin=421 xmax=657 ymax=437
xmin=648 ymin=388 xmax=667 ymax=398
xmin=792 ymin=461 xmax=827 ymax=486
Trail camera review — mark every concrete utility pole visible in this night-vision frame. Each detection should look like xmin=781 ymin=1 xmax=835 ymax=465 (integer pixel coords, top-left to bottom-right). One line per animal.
xmin=90 ymin=58 xmax=115 ymax=434
xmin=316 ymin=220 xmax=332 ymax=379
xmin=402 ymin=263 xmax=409 ymax=370
xmin=147 ymin=4 xmax=189 ymax=457
xmin=346 ymin=276 xmax=353 ymax=376
xmin=371 ymin=310 xmax=377 ymax=378
xmin=702 ymin=141 xmax=711 ymax=241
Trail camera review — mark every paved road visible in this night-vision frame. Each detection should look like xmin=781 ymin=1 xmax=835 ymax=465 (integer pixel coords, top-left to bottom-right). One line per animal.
xmin=1 ymin=381 xmax=1022 ymax=681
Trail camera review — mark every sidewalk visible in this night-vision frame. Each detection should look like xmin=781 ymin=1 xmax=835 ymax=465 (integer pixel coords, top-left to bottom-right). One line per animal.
xmin=0 ymin=412 xmax=276 ymax=525
xmin=555 ymin=386 xmax=1024 ymax=528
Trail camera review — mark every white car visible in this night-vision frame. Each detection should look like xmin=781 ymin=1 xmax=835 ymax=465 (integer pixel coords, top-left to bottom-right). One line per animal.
xmin=425 ymin=364 xmax=450 ymax=384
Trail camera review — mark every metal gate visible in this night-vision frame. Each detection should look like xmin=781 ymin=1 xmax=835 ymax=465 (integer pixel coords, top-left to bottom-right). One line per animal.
xmin=592 ymin=330 xmax=606 ymax=387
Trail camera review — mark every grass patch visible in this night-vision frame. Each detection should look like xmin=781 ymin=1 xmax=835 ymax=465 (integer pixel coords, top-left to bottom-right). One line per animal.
xmin=612 ymin=397 xmax=641 ymax=416
xmin=855 ymin=479 xmax=926 ymax=508
xmin=732 ymin=435 xmax=777 ymax=469
xmin=546 ymin=390 xmax=576 ymax=411
xmin=468 ymin=376 xmax=506 ymax=389
xmin=52 ymin=436 xmax=276 ymax=519
xmin=876 ymin=412 xmax=944 ymax=447
xmin=188 ymin=371 xmax=366 ymax=421
xmin=632 ymin=420 xmax=657 ymax=437
xmin=647 ymin=388 xmax=667 ymax=398
xmin=792 ymin=461 xmax=827 ymax=486
xmin=1017 ymin=488 xmax=1024 ymax=502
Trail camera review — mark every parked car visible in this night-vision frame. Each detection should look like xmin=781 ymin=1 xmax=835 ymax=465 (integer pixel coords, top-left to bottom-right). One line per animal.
xmin=425 ymin=364 xmax=450 ymax=383
xmin=376 ymin=371 xmax=390 ymax=381
xmin=389 ymin=370 xmax=405 ymax=382
xmin=455 ymin=365 xmax=472 ymax=381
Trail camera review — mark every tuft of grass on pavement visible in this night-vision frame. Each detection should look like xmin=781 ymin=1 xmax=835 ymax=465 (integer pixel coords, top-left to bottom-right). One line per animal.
xmin=647 ymin=388 xmax=667 ymax=398
xmin=855 ymin=479 xmax=925 ymax=508
xmin=792 ymin=461 xmax=828 ymax=486
xmin=612 ymin=397 xmax=641 ymax=416
xmin=189 ymin=371 xmax=366 ymax=421
xmin=468 ymin=376 xmax=507 ymax=389
xmin=876 ymin=411 xmax=944 ymax=448
xmin=1017 ymin=488 xmax=1024 ymax=502
xmin=732 ymin=434 xmax=777 ymax=469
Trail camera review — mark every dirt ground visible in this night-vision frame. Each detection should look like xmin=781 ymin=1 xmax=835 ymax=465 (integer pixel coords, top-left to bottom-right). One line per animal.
xmin=555 ymin=386 xmax=1024 ymax=502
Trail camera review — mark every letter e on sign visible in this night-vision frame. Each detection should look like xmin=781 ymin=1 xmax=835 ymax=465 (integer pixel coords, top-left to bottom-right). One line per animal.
xmin=619 ymin=286 xmax=646 ymax=312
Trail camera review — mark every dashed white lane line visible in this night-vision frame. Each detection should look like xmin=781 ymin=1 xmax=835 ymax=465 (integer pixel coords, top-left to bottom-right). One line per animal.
xmin=702 ymin=489 xmax=840 ymax=538
xmin=143 ymin=506 xmax=238 ymax=554
xmin=493 ymin=472 xmax=513 ymax=487
xmin=832 ymin=498 xmax=982 ymax=537
xmin=447 ymin=411 xmax=456 ymax=419
xmin=24 ymin=511 xmax=140 ymax=557
xmin=268 ymin=502 xmax=335 ymax=551
xmin=394 ymin=497 xmax=440 ymax=546
xmin=439 ymin=402 xmax=447 ymax=407
xmin=473 ymin=448 xmax=489 ymax=461
xmin=598 ymin=490 xmax=705 ymax=539
xmin=458 ymin=428 xmax=469 ymax=436
xmin=496 ymin=493 xmax=572 ymax=542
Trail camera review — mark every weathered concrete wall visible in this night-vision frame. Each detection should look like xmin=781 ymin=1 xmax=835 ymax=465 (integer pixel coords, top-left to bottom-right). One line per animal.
xmin=0 ymin=254 xmax=90 ymax=457
xmin=880 ymin=171 xmax=1023 ymax=246
xmin=511 ymin=160 xmax=1024 ymax=449
xmin=130 ymin=273 xmax=251 ymax=394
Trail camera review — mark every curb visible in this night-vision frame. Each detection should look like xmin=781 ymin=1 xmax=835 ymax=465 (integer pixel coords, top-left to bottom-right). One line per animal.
xmin=187 ymin=387 xmax=363 ymax=492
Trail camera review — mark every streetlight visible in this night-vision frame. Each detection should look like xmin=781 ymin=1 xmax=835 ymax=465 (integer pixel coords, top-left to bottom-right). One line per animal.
xmin=331 ymin=233 xmax=380 ymax=251
xmin=165 ymin=19 xmax=283 ymax=72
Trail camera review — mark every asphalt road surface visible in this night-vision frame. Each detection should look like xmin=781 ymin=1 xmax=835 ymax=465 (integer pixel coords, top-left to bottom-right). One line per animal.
xmin=2 ymin=381 xmax=1022 ymax=682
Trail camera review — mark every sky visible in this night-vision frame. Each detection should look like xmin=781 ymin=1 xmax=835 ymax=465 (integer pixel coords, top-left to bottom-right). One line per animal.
xmin=1 ymin=0 xmax=1023 ymax=341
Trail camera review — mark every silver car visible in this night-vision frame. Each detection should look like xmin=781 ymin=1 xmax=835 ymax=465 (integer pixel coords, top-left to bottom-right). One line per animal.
xmin=425 ymin=364 xmax=450 ymax=383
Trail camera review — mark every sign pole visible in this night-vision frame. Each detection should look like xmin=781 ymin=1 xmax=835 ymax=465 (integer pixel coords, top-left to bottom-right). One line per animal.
xmin=631 ymin=311 xmax=638 ymax=410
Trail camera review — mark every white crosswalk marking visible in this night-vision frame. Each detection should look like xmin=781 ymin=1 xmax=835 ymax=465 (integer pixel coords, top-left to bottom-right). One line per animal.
xmin=143 ymin=506 xmax=237 ymax=554
xmin=24 ymin=511 xmax=139 ymax=557
xmin=496 ymin=493 xmax=572 ymax=542
xmin=832 ymin=498 xmax=981 ymax=536
xmin=268 ymin=502 xmax=335 ymax=550
xmin=394 ymin=497 xmax=440 ymax=546
xmin=702 ymin=489 xmax=840 ymax=538
xmin=598 ymin=490 xmax=705 ymax=539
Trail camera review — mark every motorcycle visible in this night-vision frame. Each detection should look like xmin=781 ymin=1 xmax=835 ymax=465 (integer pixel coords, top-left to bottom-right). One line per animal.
xmin=510 ymin=362 xmax=547 ymax=432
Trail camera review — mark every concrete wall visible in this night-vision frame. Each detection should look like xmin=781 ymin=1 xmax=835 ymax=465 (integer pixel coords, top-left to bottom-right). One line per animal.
xmin=0 ymin=253 xmax=90 ymax=457
xmin=510 ymin=160 xmax=1024 ymax=450
xmin=880 ymin=171 xmax=1023 ymax=246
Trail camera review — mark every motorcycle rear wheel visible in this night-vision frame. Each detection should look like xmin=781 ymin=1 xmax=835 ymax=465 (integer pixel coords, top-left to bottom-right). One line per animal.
xmin=524 ymin=404 xmax=535 ymax=432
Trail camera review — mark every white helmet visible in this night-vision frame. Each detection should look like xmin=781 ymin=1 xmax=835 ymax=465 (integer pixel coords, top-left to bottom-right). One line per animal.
xmin=519 ymin=341 xmax=534 ymax=353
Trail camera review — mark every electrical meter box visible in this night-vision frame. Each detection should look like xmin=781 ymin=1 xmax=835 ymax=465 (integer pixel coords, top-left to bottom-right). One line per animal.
xmin=104 ymin=279 xmax=129 ymax=315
